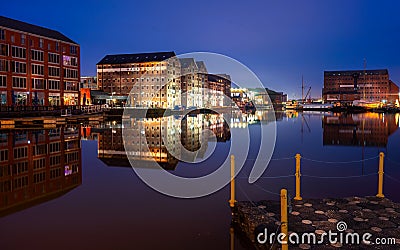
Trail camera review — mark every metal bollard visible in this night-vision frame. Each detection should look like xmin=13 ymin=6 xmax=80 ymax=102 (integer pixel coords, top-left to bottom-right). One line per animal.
xmin=376 ymin=152 xmax=385 ymax=198
xmin=281 ymin=189 xmax=289 ymax=250
xmin=229 ymin=155 xmax=236 ymax=208
xmin=294 ymin=153 xmax=302 ymax=200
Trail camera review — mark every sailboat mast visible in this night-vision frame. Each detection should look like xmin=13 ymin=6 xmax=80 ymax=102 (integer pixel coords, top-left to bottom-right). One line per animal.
xmin=301 ymin=75 xmax=304 ymax=104
xmin=363 ymin=58 xmax=367 ymax=100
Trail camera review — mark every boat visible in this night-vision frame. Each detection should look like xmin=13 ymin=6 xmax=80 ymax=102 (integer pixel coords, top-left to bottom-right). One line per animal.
xmin=283 ymin=100 xmax=301 ymax=110
xmin=352 ymin=100 xmax=382 ymax=109
xmin=301 ymin=103 xmax=333 ymax=111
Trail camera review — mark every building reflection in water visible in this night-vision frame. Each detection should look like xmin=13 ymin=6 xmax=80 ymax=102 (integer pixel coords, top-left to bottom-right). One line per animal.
xmin=96 ymin=113 xmax=232 ymax=169
xmin=323 ymin=113 xmax=399 ymax=147
xmin=0 ymin=126 xmax=82 ymax=217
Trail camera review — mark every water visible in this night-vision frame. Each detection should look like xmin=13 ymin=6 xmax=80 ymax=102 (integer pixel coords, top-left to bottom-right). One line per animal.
xmin=0 ymin=111 xmax=400 ymax=249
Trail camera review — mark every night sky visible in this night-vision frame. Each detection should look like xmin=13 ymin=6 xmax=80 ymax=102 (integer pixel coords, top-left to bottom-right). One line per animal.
xmin=2 ymin=0 xmax=400 ymax=99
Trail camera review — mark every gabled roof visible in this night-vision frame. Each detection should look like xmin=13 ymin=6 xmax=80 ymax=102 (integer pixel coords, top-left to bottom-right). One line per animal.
xmin=0 ymin=16 xmax=78 ymax=44
xmin=179 ymin=58 xmax=197 ymax=68
xmin=97 ymin=51 xmax=176 ymax=65
xmin=195 ymin=61 xmax=207 ymax=74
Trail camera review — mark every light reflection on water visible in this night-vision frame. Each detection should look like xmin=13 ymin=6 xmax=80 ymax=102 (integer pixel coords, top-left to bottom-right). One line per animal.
xmin=0 ymin=111 xmax=399 ymax=249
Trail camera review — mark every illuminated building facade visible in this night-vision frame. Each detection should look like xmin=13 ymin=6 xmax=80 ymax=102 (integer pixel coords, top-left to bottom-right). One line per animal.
xmin=207 ymin=74 xmax=231 ymax=107
xmin=180 ymin=58 xmax=204 ymax=107
xmin=0 ymin=16 xmax=80 ymax=106
xmin=0 ymin=126 xmax=82 ymax=216
xmin=96 ymin=52 xmax=181 ymax=108
xmin=80 ymin=76 xmax=97 ymax=90
xmin=323 ymin=113 xmax=398 ymax=147
xmin=323 ymin=69 xmax=399 ymax=104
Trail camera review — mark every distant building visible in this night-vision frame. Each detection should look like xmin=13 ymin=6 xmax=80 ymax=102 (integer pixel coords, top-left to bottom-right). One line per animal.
xmin=323 ymin=113 xmax=398 ymax=147
xmin=80 ymin=76 xmax=97 ymax=90
xmin=180 ymin=58 xmax=203 ymax=107
xmin=323 ymin=69 xmax=399 ymax=104
xmin=265 ymin=88 xmax=287 ymax=104
xmin=96 ymin=51 xmax=181 ymax=108
xmin=207 ymin=74 xmax=231 ymax=107
xmin=0 ymin=16 xmax=80 ymax=106
xmin=231 ymin=87 xmax=287 ymax=108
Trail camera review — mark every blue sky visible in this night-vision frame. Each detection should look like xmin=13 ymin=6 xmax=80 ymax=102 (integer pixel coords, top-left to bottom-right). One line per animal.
xmin=2 ymin=0 xmax=400 ymax=98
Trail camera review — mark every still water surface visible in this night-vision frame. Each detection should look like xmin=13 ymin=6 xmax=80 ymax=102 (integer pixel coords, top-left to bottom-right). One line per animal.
xmin=0 ymin=111 xmax=399 ymax=249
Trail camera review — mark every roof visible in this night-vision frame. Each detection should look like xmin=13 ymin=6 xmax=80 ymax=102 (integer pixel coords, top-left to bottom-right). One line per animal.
xmin=195 ymin=61 xmax=207 ymax=73
xmin=179 ymin=58 xmax=197 ymax=69
xmin=97 ymin=51 xmax=176 ymax=65
xmin=208 ymin=74 xmax=231 ymax=82
xmin=324 ymin=69 xmax=388 ymax=76
xmin=0 ymin=16 xmax=78 ymax=44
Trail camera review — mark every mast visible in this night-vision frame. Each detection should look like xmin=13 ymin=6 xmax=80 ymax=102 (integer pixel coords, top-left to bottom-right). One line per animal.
xmin=363 ymin=58 xmax=367 ymax=100
xmin=301 ymin=75 xmax=304 ymax=104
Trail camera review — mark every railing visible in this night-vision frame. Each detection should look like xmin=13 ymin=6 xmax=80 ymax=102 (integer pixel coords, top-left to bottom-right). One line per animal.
xmin=0 ymin=104 xmax=108 ymax=117
xmin=229 ymin=152 xmax=397 ymax=249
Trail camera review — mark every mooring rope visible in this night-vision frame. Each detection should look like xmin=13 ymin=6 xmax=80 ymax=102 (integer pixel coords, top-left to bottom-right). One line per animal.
xmin=302 ymin=172 xmax=378 ymax=179
xmin=301 ymin=155 xmax=379 ymax=164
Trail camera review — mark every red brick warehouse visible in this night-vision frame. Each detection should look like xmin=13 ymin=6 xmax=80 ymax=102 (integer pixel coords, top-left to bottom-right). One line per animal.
xmin=0 ymin=16 xmax=80 ymax=107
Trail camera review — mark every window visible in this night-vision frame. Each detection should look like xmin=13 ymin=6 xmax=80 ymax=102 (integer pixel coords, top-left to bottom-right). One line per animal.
xmin=70 ymin=45 xmax=77 ymax=55
xmin=10 ymin=35 xmax=14 ymax=43
xmin=50 ymin=168 xmax=62 ymax=179
xmin=31 ymin=64 xmax=44 ymax=75
xmin=32 ymin=78 xmax=46 ymax=89
xmin=50 ymin=155 xmax=60 ymax=166
xmin=63 ymin=56 xmax=78 ymax=66
xmin=39 ymin=38 xmax=43 ymax=48
xmin=0 ymin=29 xmax=4 ymax=40
xmin=49 ymin=142 xmax=60 ymax=153
xmin=0 ymin=59 xmax=9 ymax=72
xmin=55 ymin=42 xmax=59 ymax=51
xmin=12 ymin=161 xmax=28 ymax=175
xmin=0 ymin=75 xmax=6 ymax=87
xmin=64 ymin=81 xmax=78 ymax=91
xmin=21 ymin=34 xmax=25 ymax=45
xmin=63 ymin=68 xmax=78 ymax=79
xmin=48 ymin=53 xmax=60 ymax=64
xmin=33 ymin=144 xmax=47 ymax=156
xmin=11 ymin=46 xmax=26 ymax=58
xmin=12 ymin=77 xmax=26 ymax=88
xmin=34 ymin=158 xmax=46 ymax=170
xmin=11 ymin=61 xmax=26 ymax=73
xmin=0 ymin=44 xmax=8 ymax=56
xmin=48 ymin=43 xmax=51 ymax=50
xmin=0 ymin=149 xmax=8 ymax=162
xmin=13 ymin=146 xmax=28 ymax=159
xmin=33 ymin=171 xmax=46 ymax=183
xmin=48 ymin=80 xmax=60 ymax=90
xmin=31 ymin=49 xmax=44 ymax=61
xmin=48 ymin=66 xmax=60 ymax=77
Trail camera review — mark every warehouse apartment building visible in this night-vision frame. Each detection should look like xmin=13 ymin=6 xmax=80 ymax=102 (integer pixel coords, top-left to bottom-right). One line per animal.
xmin=0 ymin=16 xmax=80 ymax=107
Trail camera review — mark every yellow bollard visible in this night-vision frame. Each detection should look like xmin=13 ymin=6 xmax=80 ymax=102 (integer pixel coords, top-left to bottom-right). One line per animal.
xmin=280 ymin=189 xmax=289 ymax=250
xmin=294 ymin=153 xmax=302 ymax=200
xmin=376 ymin=152 xmax=385 ymax=198
xmin=230 ymin=227 xmax=234 ymax=250
xmin=229 ymin=155 xmax=236 ymax=208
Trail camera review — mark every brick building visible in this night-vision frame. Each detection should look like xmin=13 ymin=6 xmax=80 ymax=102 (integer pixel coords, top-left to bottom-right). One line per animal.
xmin=96 ymin=51 xmax=181 ymax=108
xmin=0 ymin=126 xmax=82 ymax=215
xmin=323 ymin=69 xmax=399 ymax=104
xmin=0 ymin=16 xmax=80 ymax=106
